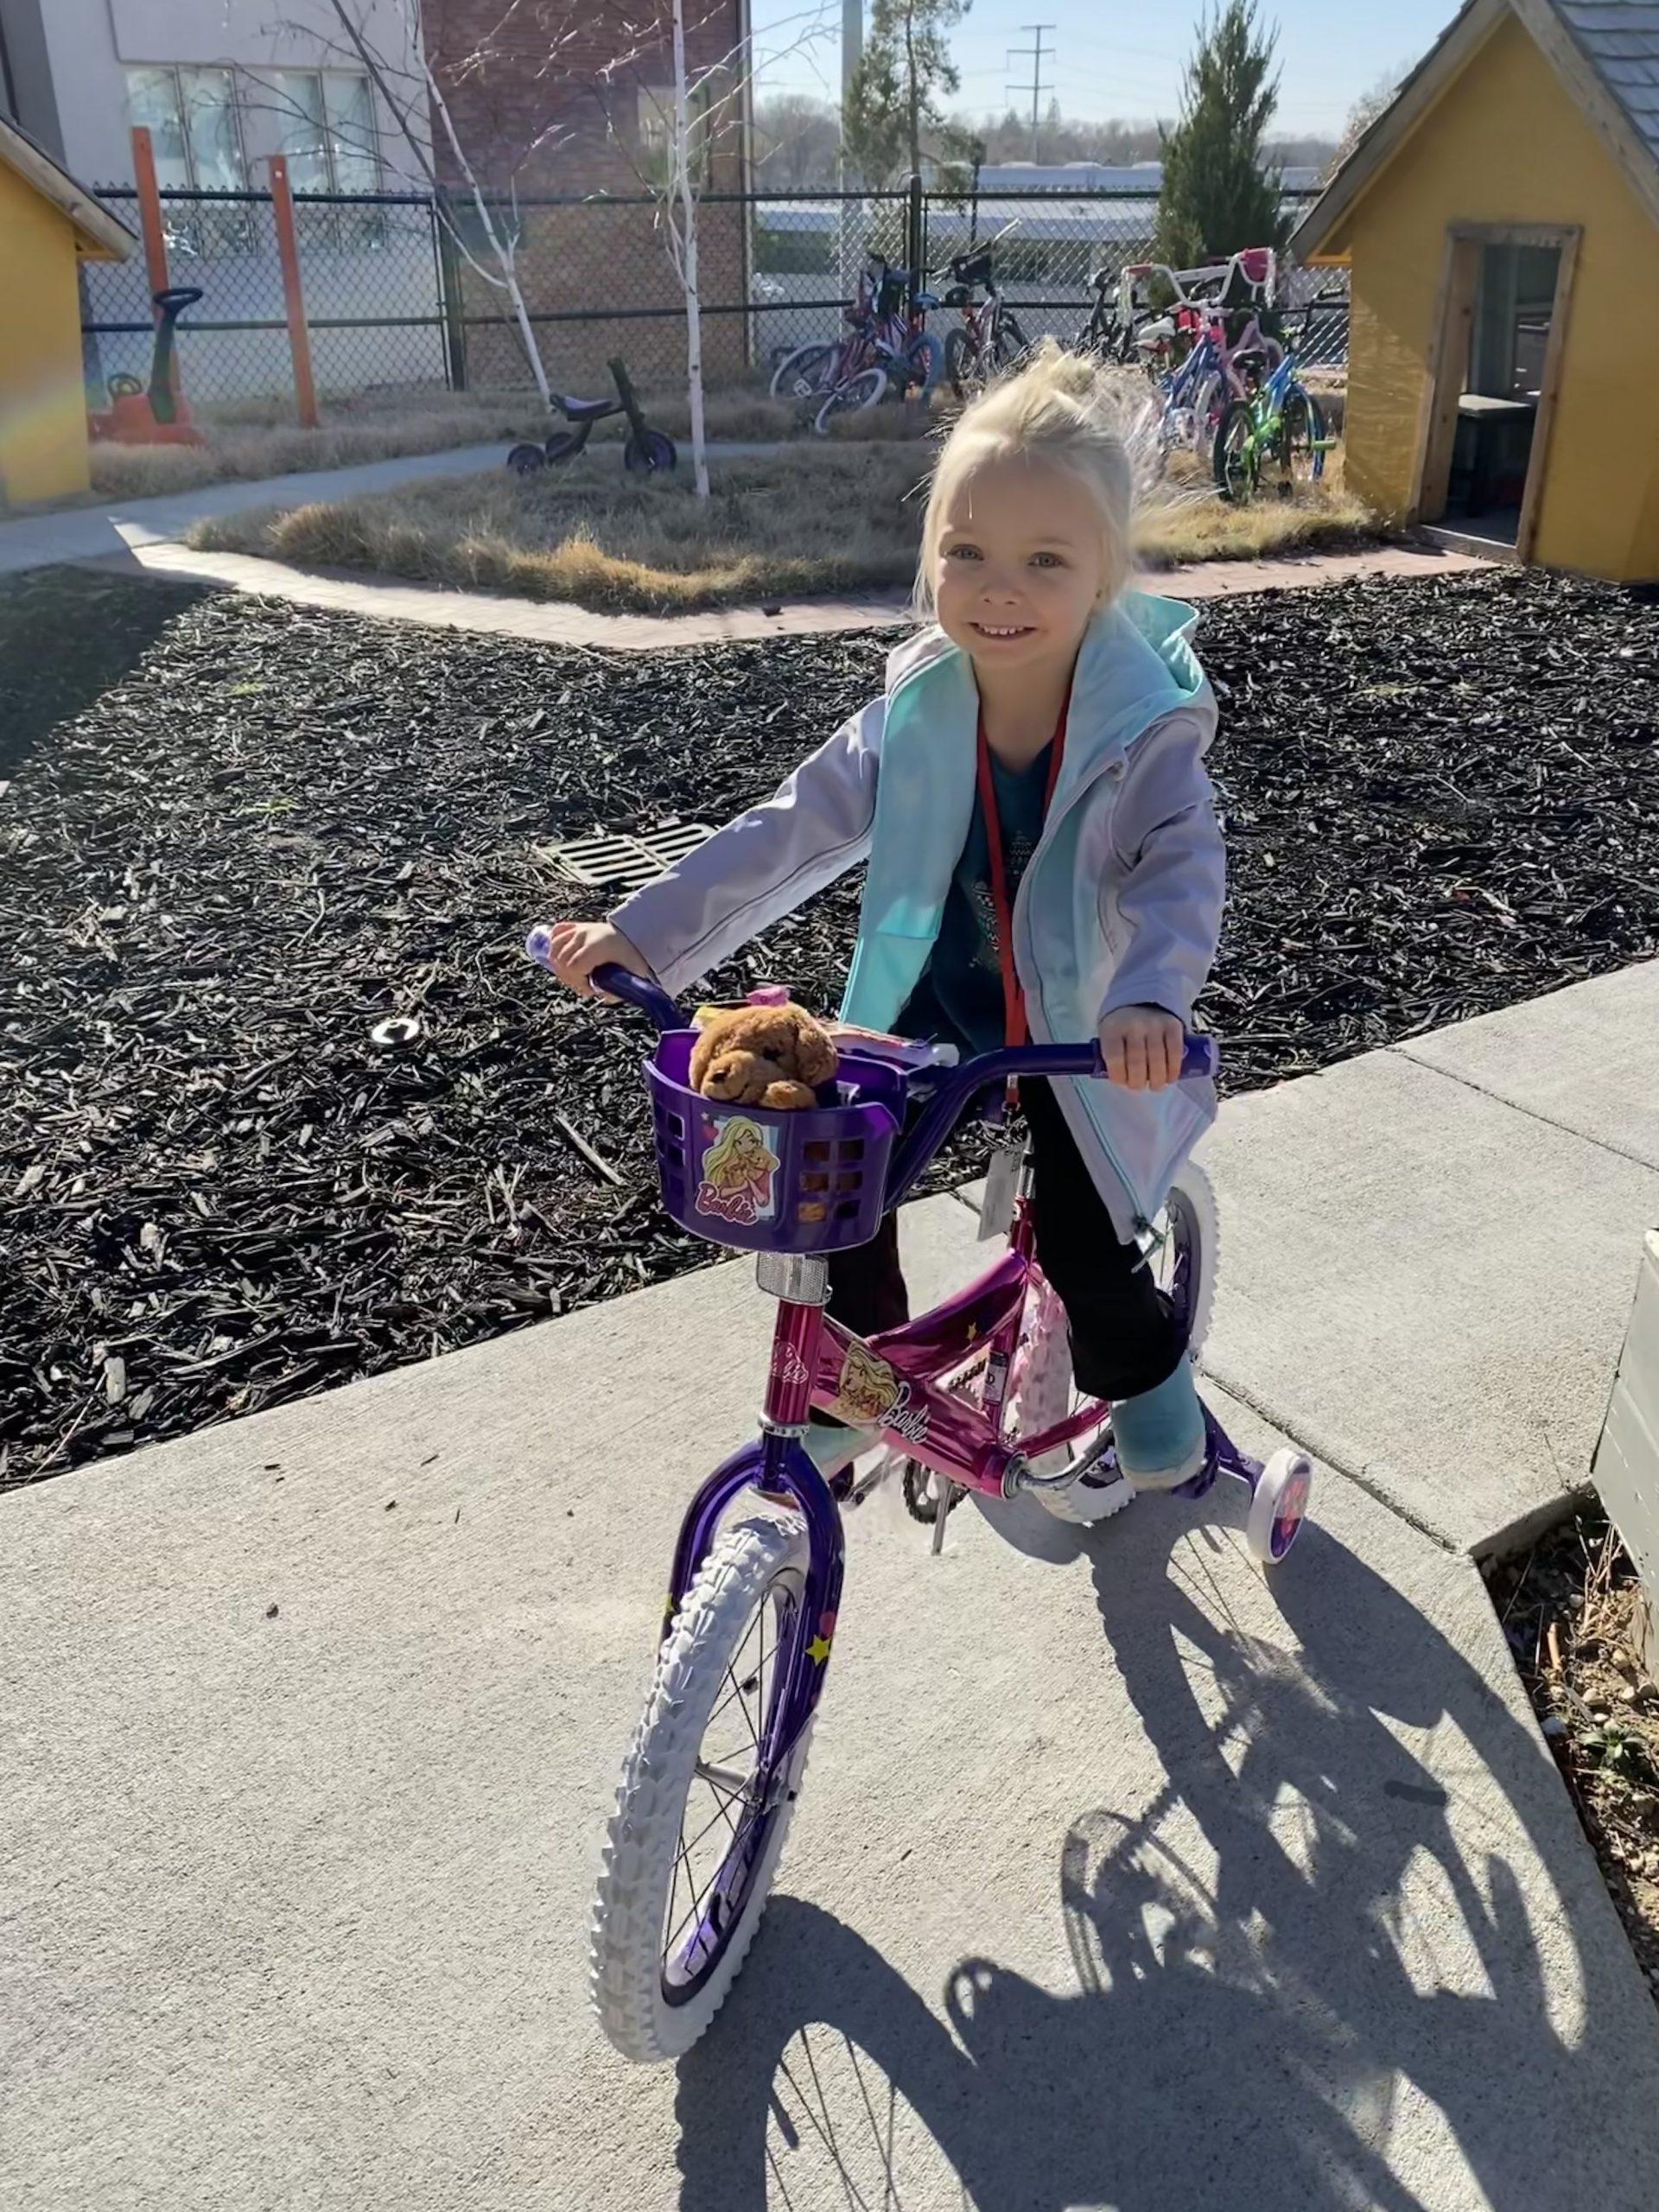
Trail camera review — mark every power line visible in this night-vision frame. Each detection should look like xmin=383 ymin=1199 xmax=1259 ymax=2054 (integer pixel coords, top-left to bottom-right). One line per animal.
xmin=1005 ymin=23 xmax=1056 ymax=162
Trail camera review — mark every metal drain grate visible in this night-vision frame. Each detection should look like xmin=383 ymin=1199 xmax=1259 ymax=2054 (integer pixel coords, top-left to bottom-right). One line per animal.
xmin=536 ymin=823 xmax=713 ymax=891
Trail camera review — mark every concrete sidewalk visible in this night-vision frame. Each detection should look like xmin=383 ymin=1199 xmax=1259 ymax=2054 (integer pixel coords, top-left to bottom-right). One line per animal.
xmin=5 ymin=969 xmax=1659 ymax=2210
xmin=0 ymin=442 xmax=512 ymax=577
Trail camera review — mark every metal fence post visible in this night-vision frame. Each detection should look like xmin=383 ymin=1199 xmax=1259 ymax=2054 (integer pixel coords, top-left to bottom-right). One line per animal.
xmin=906 ymin=173 xmax=925 ymax=310
xmin=267 ymin=156 xmax=320 ymax=427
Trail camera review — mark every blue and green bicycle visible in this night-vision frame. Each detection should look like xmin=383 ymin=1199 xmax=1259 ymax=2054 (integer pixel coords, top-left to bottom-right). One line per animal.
xmin=1212 ymin=344 xmax=1338 ymax=505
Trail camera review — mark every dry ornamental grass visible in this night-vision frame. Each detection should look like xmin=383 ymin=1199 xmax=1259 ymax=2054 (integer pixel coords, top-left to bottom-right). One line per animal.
xmin=188 ymin=444 xmax=1376 ymax=613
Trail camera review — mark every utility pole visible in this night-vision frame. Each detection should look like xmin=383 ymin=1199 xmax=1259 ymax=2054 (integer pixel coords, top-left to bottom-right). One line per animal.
xmin=842 ymin=0 xmax=862 ymax=105
xmin=1006 ymin=24 xmax=1056 ymax=164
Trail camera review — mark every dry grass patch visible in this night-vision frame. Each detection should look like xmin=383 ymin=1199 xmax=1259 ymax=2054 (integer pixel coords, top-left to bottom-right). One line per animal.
xmin=188 ymin=446 xmax=932 ymax=612
xmin=188 ymin=439 xmax=1379 ymax=613
xmin=82 ymin=379 xmax=944 ymax=508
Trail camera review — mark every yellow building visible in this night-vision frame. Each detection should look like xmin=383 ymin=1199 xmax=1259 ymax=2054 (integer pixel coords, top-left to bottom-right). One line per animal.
xmin=1289 ymin=0 xmax=1659 ymax=582
xmin=0 ymin=114 xmax=134 ymax=505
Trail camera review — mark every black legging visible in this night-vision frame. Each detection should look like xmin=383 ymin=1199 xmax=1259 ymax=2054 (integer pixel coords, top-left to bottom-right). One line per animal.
xmin=825 ymin=1078 xmax=1187 ymax=1404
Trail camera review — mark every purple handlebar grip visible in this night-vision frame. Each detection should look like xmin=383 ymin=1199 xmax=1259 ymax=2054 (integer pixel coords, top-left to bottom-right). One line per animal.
xmin=1180 ymin=1033 xmax=1218 ymax=1081
xmin=1086 ymin=1033 xmax=1217 ymax=1081
xmin=523 ymin=932 xmax=685 ymax=1032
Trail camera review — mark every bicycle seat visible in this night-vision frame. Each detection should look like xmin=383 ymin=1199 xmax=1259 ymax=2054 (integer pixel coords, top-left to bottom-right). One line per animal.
xmin=912 ymin=291 xmax=940 ymax=311
xmin=556 ymin=393 xmax=614 ymax=422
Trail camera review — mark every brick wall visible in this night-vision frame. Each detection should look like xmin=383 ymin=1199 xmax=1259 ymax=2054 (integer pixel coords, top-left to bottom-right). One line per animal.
xmin=425 ymin=0 xmax=752 ymax=391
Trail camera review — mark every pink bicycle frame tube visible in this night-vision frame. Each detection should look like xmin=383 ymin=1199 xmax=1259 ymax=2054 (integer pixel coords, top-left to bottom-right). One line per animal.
xmin=798 ymin=1243 xmax=1034 ymax=1497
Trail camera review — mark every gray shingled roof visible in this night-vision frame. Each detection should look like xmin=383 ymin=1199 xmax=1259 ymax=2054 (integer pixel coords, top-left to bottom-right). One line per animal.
xmin=1554 ymin=1 xmax=1659 ymax=168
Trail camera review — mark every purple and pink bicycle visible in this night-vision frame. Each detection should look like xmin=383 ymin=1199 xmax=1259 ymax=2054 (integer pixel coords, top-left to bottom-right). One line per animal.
xmin=527 ymin=950 xmax=1313 ymax=2063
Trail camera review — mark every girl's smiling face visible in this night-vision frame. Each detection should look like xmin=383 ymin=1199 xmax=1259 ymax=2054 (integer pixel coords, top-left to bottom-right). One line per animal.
xmin=931 ymin=454 xmax=1111 ymax=672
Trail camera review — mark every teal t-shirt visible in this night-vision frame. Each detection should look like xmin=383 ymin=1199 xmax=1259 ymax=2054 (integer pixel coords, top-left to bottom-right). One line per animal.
xmin=897 ymin=742 xmax=1052 ymax=1058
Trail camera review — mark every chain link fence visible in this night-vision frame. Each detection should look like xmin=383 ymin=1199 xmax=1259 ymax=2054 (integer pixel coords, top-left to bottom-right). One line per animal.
xmin=81 ymin=187 xmax=453 ymax=414
xmin=80 ymin=181 xmax=1347 ymax=416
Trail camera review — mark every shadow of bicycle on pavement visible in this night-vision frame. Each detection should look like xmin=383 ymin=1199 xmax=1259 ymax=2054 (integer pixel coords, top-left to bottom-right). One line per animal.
xmin=673 ymin=1497 xmax=1659 ymax=2210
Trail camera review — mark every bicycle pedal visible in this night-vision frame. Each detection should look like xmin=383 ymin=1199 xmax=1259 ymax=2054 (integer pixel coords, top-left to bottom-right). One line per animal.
xmin=1033 ymin=1442 xmax=1135 ymax=1526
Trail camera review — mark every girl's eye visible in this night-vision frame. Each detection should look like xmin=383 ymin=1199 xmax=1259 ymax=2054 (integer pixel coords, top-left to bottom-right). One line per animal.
xmin=944 ymin=543 xmax=982 ymax=561
xmin=1031 ymin=551 xmax=1065 ymax=569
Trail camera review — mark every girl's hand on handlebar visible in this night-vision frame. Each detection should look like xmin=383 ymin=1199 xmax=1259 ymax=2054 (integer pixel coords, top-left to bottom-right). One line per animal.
xmin=539 ymin=920 xmax=652 ymax=999
xmin=1098 ymin=1006 xmax=1185 ymax=1091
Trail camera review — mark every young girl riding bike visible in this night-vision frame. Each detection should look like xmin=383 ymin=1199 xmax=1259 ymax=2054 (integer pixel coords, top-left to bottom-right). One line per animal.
xmin=544 ymin=342 xmax=1224 ymax=1497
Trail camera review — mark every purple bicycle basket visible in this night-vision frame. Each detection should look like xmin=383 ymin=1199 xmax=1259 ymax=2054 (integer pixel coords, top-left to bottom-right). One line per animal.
xmin=644 ymin=1031 xmax=904 ymax=1255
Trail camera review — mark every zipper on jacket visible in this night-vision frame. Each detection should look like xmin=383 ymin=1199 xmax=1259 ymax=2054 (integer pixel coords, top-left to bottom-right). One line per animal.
xmin=1011 ymin=757 xmax=1153 ymax=1225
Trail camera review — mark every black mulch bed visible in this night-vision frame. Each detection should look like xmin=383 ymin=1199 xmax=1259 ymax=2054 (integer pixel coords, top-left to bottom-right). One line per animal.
xmin=3 ymin=563 xmax=1656 ymax=1485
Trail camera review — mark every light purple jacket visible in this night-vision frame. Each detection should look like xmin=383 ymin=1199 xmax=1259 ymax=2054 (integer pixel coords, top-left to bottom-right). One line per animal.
xmin=613 ymin=592 xmax=1225 ymax=1240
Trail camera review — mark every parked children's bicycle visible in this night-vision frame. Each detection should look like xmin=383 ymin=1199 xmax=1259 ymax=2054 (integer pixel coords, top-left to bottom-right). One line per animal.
xmin=941 ymin=226 xmax=1028 ymax=397
xmin=1213 ymin=340 xmax=1335 ymax=504
xmin=1147 ymin=304 xmax=1283 ymax=475
xmin=524 ymin=945 xmax=1315 ymax=2063
xmin=505 ymin=356 xmax=677 ymax=477
xmin=768 ymin=257 xmax=943 ymax=432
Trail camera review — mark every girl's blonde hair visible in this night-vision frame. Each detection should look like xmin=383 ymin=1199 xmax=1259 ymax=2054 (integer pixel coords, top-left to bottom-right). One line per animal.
xmin=915 ymin=339 xmax=1141 ymax=617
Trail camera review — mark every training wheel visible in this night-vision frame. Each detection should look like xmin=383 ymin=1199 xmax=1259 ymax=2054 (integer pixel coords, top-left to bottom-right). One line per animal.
xmin=505 ymin=442 xmax=546 ymax=476
xmin=1246 ymin=1448 xmax=1313 ymax=1567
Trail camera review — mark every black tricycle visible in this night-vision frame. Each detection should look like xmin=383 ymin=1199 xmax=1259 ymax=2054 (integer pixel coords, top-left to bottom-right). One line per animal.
xmin=505 ymin=357 xmax=677 ymax=477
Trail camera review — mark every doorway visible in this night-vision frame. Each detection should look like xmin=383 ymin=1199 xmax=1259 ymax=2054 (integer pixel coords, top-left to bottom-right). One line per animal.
xmin=1413 ymin=223 xmax=1580 ymax=561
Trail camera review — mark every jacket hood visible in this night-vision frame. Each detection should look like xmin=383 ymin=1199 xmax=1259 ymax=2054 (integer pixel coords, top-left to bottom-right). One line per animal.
xmin=884 ymin=590 xmax=1215 ymax=774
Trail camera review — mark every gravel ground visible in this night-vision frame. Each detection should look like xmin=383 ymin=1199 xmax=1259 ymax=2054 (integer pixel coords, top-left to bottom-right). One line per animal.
xmin=3 ymin=563 xmax=1656 ymax=1486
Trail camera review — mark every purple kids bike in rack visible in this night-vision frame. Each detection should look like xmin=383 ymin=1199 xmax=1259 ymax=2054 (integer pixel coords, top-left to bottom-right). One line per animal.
xmin=524 ymin=944 xmax=1314 ymax=2063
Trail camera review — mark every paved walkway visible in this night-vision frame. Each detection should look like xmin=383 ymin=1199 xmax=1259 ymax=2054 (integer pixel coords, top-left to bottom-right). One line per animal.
xmin=118 ymin=537 xmax=1492 ymax=651
xmin=0 ymin=435 xmax=1490 ymax=646
xmin=0 ymin=442 xmax=508 ymax=577
xmin=5 ymin=965 xmax=1658 ymax=2210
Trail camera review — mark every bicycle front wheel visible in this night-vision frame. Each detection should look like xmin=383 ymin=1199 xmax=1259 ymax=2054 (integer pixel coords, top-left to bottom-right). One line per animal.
xmin=814 ymin=365 xmax=887 ymax=434
xmin=769 ymin=341 xmax=836 ymax=402
xmin=1214 ymin=400 xmax=1260 ymax=505
xmin=591 ymin=1510 xmax=813 ymax=2062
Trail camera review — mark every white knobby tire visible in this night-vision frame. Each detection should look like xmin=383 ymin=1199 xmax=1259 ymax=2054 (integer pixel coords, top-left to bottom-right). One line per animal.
xmin=1007 ymin=1160 xmax=1220 ymax=1522
xmin=590 ymin=1511 xmax=812 ymax=2062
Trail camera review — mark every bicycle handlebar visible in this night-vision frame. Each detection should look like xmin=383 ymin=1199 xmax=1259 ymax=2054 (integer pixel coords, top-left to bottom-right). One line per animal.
xmin=529 ymin=944 xmax=1217 ymax=1213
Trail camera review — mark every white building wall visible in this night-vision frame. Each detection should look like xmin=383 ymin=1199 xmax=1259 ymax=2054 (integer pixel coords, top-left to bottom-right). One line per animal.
xmin=56 ymin=0 xmax=448 ymax=405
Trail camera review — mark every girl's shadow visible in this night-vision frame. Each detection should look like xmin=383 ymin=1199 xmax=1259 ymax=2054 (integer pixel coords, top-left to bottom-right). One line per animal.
xmin=672 ymin=1508 xmax=1659 ymax=2209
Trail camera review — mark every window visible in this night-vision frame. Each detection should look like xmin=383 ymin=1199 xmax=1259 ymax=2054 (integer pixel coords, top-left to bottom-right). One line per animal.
xmin=126 ymin=66 xmax=245 ymax=191
xmin=269 ymin=70 xmax=379 ymax=194
xmin=636 ymin=81 xmax=715 ymax=190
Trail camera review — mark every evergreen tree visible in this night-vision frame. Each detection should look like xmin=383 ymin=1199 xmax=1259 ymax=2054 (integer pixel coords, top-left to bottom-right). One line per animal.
xmin=1155 ymin=3 xmax=1284 ymax=267
xmin=842 ymin=0 xmax=969 ymax=185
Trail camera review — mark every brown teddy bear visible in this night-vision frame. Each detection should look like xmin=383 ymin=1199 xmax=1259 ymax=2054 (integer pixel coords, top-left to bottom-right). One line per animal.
xmin=690 ymin=1001 xmax=838 ymax=1111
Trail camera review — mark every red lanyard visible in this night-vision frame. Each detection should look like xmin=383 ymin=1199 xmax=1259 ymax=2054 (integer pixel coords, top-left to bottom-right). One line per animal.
xmin=975 ymin=680 xmax=1071 ymax=1050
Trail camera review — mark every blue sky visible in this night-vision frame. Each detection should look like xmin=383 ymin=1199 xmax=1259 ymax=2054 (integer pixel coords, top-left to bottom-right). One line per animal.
xmin=751 ymin=0 xmax=1460 ymax=137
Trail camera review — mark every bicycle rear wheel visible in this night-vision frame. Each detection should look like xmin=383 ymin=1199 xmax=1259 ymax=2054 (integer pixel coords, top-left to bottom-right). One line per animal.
xmin=1274 ymin=387 xmax=1327 ymax=492
xmin=1007 ymin=1160 xmax=1220 ymax=1522
xmin=1214 ymin=400 xmax=1260 ymax=504
xmin=591 ymin=1510 xmax=813 ymax=2061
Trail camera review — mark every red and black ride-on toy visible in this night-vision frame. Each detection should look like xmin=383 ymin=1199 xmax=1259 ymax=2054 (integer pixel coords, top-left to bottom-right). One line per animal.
xmin=88 ymin=287 xmax=207 ymax=447
xmin=506 ymin=356 xmax=677 ymax=477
